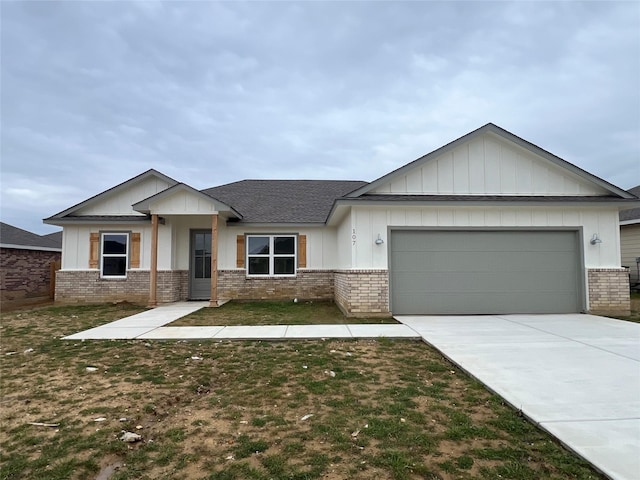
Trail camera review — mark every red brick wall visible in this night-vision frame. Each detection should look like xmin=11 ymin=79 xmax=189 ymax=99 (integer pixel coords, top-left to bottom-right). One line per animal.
xmin=0 ymin=247 xmax=61 ymax=306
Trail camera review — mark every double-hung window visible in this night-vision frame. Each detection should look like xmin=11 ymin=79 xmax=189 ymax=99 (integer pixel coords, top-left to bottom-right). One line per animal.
xmin=101 ymin=233 xmax=129 ymax=278
xmin=247 ymin=235 xmax=296 ymax=276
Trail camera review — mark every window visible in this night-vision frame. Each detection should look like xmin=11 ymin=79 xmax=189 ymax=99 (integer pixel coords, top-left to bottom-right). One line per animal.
xmin=247 ymin=235 xmax=296 ymax=276
xmin=101 ymin=233 xmax=128 ymax=278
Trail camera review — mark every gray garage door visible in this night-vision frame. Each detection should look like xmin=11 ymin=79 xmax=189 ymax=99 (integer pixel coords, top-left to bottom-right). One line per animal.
xmin=390 ymin=230 xmax=582 ymax=315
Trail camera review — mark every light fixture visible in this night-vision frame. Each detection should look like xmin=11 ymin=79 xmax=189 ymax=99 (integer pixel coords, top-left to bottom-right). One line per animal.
xmin=375 ymin=234 xmax=384 ymax=245
xmin=590 ymin=233 xmax=602 ymax=245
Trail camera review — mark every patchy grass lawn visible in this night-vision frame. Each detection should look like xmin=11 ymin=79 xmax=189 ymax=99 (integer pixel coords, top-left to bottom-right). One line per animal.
xmin=171 ymin=300 xmax=398 ymax=326
xmin=0 ymin=304 xmax=604 ymax=480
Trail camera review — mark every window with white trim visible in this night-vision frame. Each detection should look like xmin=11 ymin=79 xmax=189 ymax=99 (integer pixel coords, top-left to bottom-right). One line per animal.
xmin=101 ymin=233 xmax=129 ymax=278
xmin=247 ymin=235 xmax=296 ymax=276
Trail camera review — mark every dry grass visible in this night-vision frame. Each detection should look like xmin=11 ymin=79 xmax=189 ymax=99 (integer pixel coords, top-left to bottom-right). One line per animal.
xmin=0 ymin=303 xmax=603 ymax=480
xmin=171 ymin=300 xmax=397 ymax=326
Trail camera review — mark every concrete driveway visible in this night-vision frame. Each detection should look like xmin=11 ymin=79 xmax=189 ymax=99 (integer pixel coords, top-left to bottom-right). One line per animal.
xmin=397 ymin=314 xmax=640 ymax=480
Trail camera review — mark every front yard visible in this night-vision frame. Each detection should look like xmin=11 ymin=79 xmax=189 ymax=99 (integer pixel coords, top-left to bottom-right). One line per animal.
xmin=170 ymin=300 xmax=397 ymax=326
xmin=0 ymin=303 xmax=604 ymax=480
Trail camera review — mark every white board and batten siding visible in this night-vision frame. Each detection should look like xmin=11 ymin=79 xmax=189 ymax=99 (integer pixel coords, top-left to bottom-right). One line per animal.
xmin=75 ymin=177 xmax=173 ymax=216
xmin=61 ymin=223 xmax=171 ymax=271
xmin=350 ymin=205 xmax=621 ymax=270
xmin=371 ymin=134 xmax=608 ymax=196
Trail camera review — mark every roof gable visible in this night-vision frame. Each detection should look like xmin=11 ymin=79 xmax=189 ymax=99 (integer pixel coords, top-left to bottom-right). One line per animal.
xmin=44 ymin=169 xmax=178 ymax=223
xmin=133 ymin=183 xmax=241 ymax=217
xmin=348 ymin=124 xmax=633 ymax=199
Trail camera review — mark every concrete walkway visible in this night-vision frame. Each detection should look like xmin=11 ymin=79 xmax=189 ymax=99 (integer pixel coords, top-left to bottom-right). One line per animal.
xmin=62 ymin=302 xmax=419 ymax=340
xmin=398 ymin=314 xmax=640 ymax=480
xmin=63 ymin=305 xmax=639 ymax=479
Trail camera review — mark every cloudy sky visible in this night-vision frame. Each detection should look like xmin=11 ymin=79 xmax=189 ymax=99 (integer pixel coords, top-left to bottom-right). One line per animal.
xmin=1 ymin=1 xmax=639 ymax=234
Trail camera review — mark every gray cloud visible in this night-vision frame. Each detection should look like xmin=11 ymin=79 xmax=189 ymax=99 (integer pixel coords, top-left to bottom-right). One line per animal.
xmin=1 ymin=1 xmax=638 ymax=234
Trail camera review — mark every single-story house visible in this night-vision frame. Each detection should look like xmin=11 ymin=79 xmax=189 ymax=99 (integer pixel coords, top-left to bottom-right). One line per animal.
xmin=620 ymin=185 xmax=640 ymax=288
xmin=44 ymin=123 xmax=639 ymax=316
xmin=0 ymin=222 xmax=62 ymax=308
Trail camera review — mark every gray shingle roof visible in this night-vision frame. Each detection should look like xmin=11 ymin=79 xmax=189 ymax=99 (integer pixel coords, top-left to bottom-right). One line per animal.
xmin=43 ymin=231 xmax=63 ymax=245
xmin=620 ymin=185 xmax=640 ymax=222
xmin=0 ymin=222 xmax=62 ymax=249
xmin=203 ymin=180 xmax=368 ymax=223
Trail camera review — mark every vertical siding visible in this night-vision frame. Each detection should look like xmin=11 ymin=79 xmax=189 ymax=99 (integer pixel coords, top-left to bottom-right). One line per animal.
xmin=353 ymin=205 xmax=621 ymax=270
xmin=621 ymin=224 xmax=640 ymax=283
xmin=76 ymin=178 xmax=172 ymax=215
xmin=61 ymin=224 xmax=153 ymax=270
xmin=370 ymin=133 xmax=608 ymax=196
xmin=337 ymin=214 xmax=355 ymax=269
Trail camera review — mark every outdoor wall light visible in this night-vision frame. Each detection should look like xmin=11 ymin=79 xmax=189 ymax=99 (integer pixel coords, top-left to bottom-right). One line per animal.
xmin=590 ymin=233 xmax=602 ymax=245
xmin=375 ymin=234 xmax=384 ymax=245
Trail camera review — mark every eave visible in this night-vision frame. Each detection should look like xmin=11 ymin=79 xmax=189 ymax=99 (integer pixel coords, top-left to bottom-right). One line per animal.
xmin=44 ymin=215 xmax=151 ymax=226
xmin=0 ymin=243 xmax=62 ymax=252
xmin=326 ymin=195 xmax=640 ymax=221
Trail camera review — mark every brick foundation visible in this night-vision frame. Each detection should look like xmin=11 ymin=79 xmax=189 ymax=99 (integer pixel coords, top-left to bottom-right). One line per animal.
xmin=55 ymin=270 xmax=188 ymax=305
xmin=587 ymin=268 xmax=630 ymax=316
xmin=218 ymin=269 xmax=334 ymax=301
xmin=334 ymin=269 xmax=390 ymax=317
xmin=1 ymin=248 xmax=61 ymax=307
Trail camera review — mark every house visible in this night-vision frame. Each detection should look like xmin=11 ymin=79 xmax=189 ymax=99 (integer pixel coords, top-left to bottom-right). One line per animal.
xmin=44 ymin=124 xmax=639 ymax=316
xmin=0 ymin=222 xmax=62 ymax=308
xmin=620 ymin=185 xmax=640 ymax=289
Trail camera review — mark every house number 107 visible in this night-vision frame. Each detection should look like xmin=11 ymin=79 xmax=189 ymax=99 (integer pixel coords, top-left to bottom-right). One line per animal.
xmin=352 ymin=229 xmax=357 ymax=245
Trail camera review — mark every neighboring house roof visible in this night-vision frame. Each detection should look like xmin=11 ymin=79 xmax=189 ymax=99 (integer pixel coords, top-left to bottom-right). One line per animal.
xmin=346 ymin=123 xmax=635 ymax=199
xmin=203 ymin=180 xmax=368 ymax=224
xmin=43 ymin=231 xmax=62 ymax=245
xmin=620 ymin=185 xmax=640 ymax=224
xmin=0 ymin=222 xmax=62 ymax=251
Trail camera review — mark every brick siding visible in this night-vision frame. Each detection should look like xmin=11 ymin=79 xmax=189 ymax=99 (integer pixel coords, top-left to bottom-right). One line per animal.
xmin=334 ymin=269 xmax=390 ymax=317
xmin=218 ymin=269 xmax=334 ymax=301
xmin=0 ymin=247 xmax=61 ymax=306
xmin=55 ymin=270 xmax=188 ymax=305
xmin=587 ymin=268 xmax=630 ymax=316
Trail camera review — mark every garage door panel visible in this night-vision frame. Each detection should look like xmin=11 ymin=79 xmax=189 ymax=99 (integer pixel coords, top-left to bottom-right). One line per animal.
xmin=390 ymin=230 xmax=581 ymax=315
xmin=394 ymin=251 xmax=576 ymax=274
xmin=394 ymin=292 xmax=579 ymax=315
xmin=394 ymin=271 xmax=577 ymax=294
xmin=393 ymin=231 xmax=576 ymax=253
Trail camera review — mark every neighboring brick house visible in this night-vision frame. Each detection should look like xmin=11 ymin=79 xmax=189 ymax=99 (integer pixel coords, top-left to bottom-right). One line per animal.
xmin=45 ymin=124 xmax=639 ymax=316
xmin=0 ymin=222 xmax=62 ymax=308
xmin=620 ymin=185 xmax=640 ymax=289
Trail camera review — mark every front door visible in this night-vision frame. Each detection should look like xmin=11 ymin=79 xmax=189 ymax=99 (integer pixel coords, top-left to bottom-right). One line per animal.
xmin=189 ymin=230 xmax=211 ymax=300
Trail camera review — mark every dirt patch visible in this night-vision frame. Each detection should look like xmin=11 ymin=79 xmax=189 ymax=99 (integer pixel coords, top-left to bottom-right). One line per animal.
xmin=95 ymin=457 xmax=124 ymax=480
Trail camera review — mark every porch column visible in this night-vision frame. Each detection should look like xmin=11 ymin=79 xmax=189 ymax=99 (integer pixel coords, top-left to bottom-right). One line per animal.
xmin=210 ymin=214 xmax=219 ymax=307
xmin=149 ymin=213 xmax=159 ymax=307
